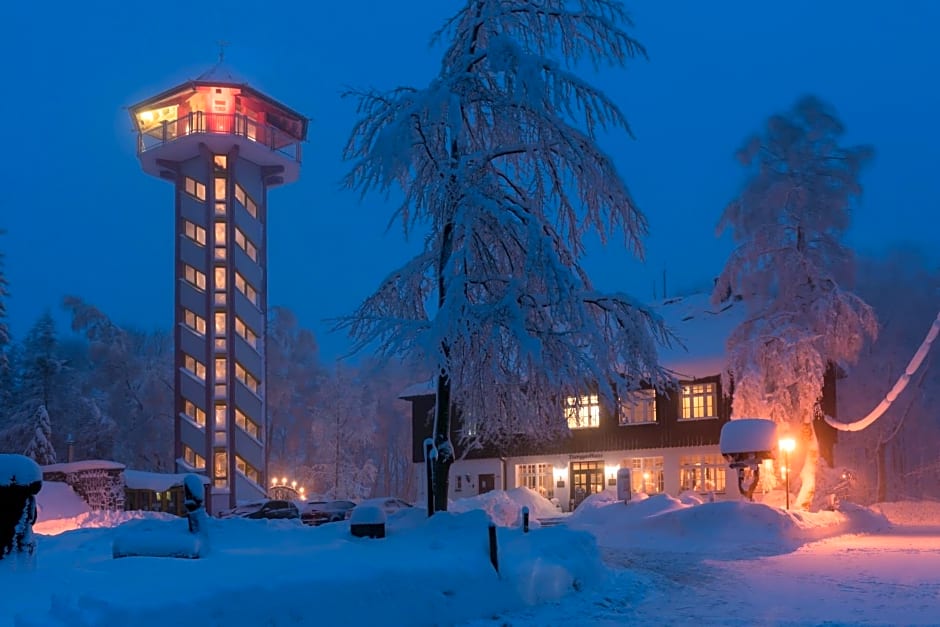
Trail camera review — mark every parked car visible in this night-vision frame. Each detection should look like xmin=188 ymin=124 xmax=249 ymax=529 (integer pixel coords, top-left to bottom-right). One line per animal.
xmin=353 ymin=497 xmax=413 ymax=518
xmin=300 ymin=500 xmax=357 ymax=526
xmin=218 ymin=499 xmax=300 ymax=520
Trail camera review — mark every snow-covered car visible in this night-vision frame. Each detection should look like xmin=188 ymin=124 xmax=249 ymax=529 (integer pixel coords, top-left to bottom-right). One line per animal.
xmin=300 ymin=500 xmax=357 ymax=526
xmin=353 ymin=497 xmax=413 ymax=517
xmin=218 ymin=499 xmax=300 ymax=520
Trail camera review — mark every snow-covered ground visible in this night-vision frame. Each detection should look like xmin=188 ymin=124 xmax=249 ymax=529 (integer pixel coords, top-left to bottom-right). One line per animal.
xmin=1 ymin=484 xmax=938 ymax=626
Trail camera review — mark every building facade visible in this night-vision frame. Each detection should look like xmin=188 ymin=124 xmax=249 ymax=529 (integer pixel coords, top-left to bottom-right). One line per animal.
xmin=402 ymin=294 xmax=838 ymax=512
xmin=129 ymin=63 xmax=307 ymax=511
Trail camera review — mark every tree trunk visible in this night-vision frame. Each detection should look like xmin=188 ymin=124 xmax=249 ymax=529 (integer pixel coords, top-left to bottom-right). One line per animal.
xmin=430 ymin=218 xmax=456 ymax=513
xmin=795 ymin=420 xmax=818 ymax=509
xmin=431 ymin=371 xmax=454 ymax=512
xmin=875 ymin=441 xmax=887 ymax=503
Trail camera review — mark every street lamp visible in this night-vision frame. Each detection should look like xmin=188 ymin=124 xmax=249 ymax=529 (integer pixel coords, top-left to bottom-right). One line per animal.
xmin=778 ymin=437 xmax=796 ymax=510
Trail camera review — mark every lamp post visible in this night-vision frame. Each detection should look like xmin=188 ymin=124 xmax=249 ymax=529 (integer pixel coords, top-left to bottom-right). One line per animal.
xmin=778 ymin=437 xmax=796 ymax=510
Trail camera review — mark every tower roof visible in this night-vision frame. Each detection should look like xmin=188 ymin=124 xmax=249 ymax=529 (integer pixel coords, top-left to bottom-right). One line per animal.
xmin=128 ymin=63 xmax=308 ymax=140
xmin=194 ymin=60 xmax=247 ymax=84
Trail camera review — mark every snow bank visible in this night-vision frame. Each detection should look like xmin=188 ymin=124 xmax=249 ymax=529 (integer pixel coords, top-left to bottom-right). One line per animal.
xmin=112 ymin=517 xmax=206 ymax=559
xmin=569 ymin=495 xmax=889 ymax=557
xmin=4 ymin=507 xmax=599 ymax=626
xmin=33 ymin=509 xmax=176 ymax=537
xmin=35 ymin=481 xmax=89 ymax=522
xmin=450 ymin=487 xmax=561 ymax=526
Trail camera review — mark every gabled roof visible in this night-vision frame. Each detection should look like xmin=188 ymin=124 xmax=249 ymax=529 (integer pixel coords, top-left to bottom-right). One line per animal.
xmin=655 ymin=292 xmax=744 ymax=380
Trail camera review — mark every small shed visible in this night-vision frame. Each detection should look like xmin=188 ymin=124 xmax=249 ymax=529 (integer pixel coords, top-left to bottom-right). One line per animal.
xmin=124 ymin=471 xmax=212 ymax=516
xmin=42 ymin=460 xmax=126 ymax=512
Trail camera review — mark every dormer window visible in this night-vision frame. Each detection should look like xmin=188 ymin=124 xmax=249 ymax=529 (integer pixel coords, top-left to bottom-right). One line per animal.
xmin=679 ymin=382 xmax=717 ymax=420
xmin=565 ymin=394 xmax=600 ymax=429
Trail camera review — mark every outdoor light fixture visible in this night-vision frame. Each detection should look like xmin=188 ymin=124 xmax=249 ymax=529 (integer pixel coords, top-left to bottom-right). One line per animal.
xmin=778 ymin=437 xmax=796 ymax=510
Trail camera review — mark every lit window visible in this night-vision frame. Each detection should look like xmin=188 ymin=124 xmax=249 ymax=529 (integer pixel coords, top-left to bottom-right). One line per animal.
xmin=214 ymin=155 xmax=227 ymax=171
xmin=630 ymin=457 xmax=664 ymax=494
xmin=215 ymin=201 xmax=226 ymax=216
xmin=235 ymin=362 xmax=260 ymax=395
xmin=235 ymin=407 xmax=261 ymax=440
xmin=214 ymin=293 xmax=226 ymax=306
xmin=184 ymin=221 xmax=206 ymax=246
xmin=680 ymin=382 xmax=717 ymax=420
xmin=245 ymin=196 xmax=257 ymax=219
xmin=215 ymin=338 xmax=226 ymax=350
xmin=214 ymin=222 xmax=226 ymax=246
xmin=183 ymin=354 xmax=206 ymax=381
xmin=184 ymin=177 xmax=206 ymax=201
xmin=565 ymin=394 xmax=600 ymax=429
xmin=235 ymin=455 xmax=260 ymax=485
xmin=619 ymin=389 xmax=657 ymax=425
xmin=234 ymin=272 xmax=259 ymax=306
xmin=680 ymin=454 xmax=727 ymax=494
xmin=214 ymin=449 xmax=228 ymax=486
xmin=234 ymin=316 xmax=258 ymax=349
xmin=215 ymin=404 xmax=227 ymax=430
xmin=183 ymin=445 xmax=206 ymax=470
xmin=214 ymin=267 xmax=226 ymax=291
xmin=183 ymin=265 xmax=206 ymax=291
xmin=516 ymin=463 xmax=554 ymax=499
xmin=214 ymin=178 xmax=227 ymax=201
xmin=215 ymin=357 xmax=226 ymax=381
xmin=234 ymin=228 xmax=258 ymax=262
xmin=234 ymin=184 xmax=246 ymax=206
xmin=183 ymin=309 xmax=206 ymax=336
xmin=215 ymin=312 xmax=226 ymax=335
xmin=183 ymin=400 xmax=206 ymax=427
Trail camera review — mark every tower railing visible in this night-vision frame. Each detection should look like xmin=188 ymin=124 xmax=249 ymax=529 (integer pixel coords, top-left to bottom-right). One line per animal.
xmin=137 ymin=112 xmax=302 ymax=163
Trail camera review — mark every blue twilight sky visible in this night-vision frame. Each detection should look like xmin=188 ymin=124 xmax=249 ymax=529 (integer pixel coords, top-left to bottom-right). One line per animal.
xmin=1 ymin=1 xmax=938 ymax=360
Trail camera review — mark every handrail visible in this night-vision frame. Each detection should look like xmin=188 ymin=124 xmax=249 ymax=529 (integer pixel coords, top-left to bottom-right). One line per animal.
xmin=137 ymin=112 xmax=301 ymax=162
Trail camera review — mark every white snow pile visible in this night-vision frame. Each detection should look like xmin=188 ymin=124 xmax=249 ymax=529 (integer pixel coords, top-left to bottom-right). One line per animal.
xmin=0 ymin=454 xmax=41 ymax=486
xmin=112 ymin=516 xmax=206 ymax=560
xmin=34 ymin=481 xmax=89 ymax=524
xmin=569 ymin=491 xmax=890 ymax=556
xmin=450 ymin=486 xmax=562 ymax=527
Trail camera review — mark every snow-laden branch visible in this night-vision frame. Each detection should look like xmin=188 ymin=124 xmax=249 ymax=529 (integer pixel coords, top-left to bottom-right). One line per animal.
xmin=826 ymin=309 xmax=940 ymax=432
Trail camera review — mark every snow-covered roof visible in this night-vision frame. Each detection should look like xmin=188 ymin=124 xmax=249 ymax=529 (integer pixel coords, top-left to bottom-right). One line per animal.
xmin=42 ymin=460 xmax=126 ymax=473
xmin=124 ymin=470 xmax=211 ymax=492
xmin=719 ymin=418 xmax=778 ymax=455
xmin=0 ymin=454 xmax=42 ymax=486
xmin=398 ymin=378 xmax=436 ymax=399
xmin=655 ymin=292 xmax=745 ymax=380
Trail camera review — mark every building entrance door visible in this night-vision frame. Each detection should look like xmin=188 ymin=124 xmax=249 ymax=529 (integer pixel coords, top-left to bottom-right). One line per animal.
xmin=570 ymin=461 xmax=604 ymax=510
xmin=478 ymin=474 xmax=495 ymax=495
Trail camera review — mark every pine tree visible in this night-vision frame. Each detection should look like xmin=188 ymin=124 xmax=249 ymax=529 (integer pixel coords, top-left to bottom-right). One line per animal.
xmin=342 ymin=0 xmax=670 ymax=512
xmin=23 ymin=404 xmax=56 ymax=465
xmin=714 ymin=96 xmax=878 ymax=509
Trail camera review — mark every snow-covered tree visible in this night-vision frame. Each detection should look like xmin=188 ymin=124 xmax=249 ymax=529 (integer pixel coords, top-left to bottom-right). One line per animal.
xmin=23 ymin=404 xmax=56 ymax=465
xmin=63 ymin=297 xmax=173 ymax=469
xmin=341 ymin=0 xmax=670 ymax=512
xmin=0 ymin=231 xmax=11 ymax=417
xmin=713 ymin=96 xmax=878 ymax=510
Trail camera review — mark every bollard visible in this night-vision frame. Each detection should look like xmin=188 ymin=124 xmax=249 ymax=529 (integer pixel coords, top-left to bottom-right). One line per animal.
xmin=488 ymin=523 xmax=499 ymax=574
xmin=424 ymin=438 xmax=435 ymax=517
xmin=522 ymin=506 xmax=529 ymax=533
